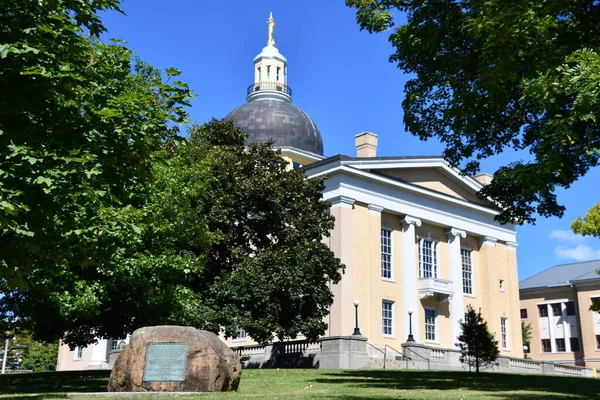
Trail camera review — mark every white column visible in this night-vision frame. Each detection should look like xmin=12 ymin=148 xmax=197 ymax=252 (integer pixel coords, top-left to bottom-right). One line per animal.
xmin=447 ymin=227 xmax=466 ymax=348
xmin=548 ymin=304 xmax=556 ymax=353
xmin=402 ymin=216 xmax=421 ymax=342
xmin=562 ymin=302 xmax=571 ymax=352
xmin=88 ymin=339 xmax=108 ymax=367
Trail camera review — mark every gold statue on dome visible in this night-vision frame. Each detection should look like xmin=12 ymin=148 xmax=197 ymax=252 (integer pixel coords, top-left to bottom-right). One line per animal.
xmin=267 ymin=12 xmax=275 ymax=47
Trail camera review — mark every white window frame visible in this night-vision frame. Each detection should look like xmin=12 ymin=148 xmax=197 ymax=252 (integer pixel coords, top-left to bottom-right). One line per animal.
xmin=74 ymin=346 xmax=83 ymax=360
xmin=424 ymin=308 xmax=437 ymax=343
xmin=382 ymin=300 xmax=395 ymax=337
xmin=419 ymin=238 xmax=439 ymax=278
xmin=499 ymin=279 xmax=505 ymax=292
xmin=234 ymin=327 xmax=247 ymax=342
xmin=501 ymin=317 xmax=509 ymax=350
xmin=381 ymin=229 xmax=393 ymax=281
xmin=461 ymin=248 xmax=474 ymax=296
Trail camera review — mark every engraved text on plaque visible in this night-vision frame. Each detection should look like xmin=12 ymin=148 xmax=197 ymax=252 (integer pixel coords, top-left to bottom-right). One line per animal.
xmin=143 ymin=342 xmax=188 ymax=382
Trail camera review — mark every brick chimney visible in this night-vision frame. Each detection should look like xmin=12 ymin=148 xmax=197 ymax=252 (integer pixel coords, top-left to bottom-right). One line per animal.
xmin=355 ymin=132 xmax=378 ymax=158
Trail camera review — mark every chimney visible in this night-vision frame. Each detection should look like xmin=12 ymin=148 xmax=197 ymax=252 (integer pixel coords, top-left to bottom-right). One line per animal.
xmin=473 ymin=173 xmax=493 ymax=185
xmin=355 ymin=132 xmax=378 ymax=158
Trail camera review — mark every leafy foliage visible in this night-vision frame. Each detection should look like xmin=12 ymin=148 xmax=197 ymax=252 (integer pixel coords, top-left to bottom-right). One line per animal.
xmin=571 ymin=202 xmax=600 ymax=238
xmin=5 ymin=120 xmax=344 ymax=347
xmin=0 ymin=0 xmax=191 ymax=288
xmin=15 ymin=332 xmax=58 ymax=372
xmin=521 ymin=321 xmax=532 ymax=358
xmin=347 ymin=0 xmax=600 ymax=224
xmin=456 ymin=306 xmax=499 ymax=373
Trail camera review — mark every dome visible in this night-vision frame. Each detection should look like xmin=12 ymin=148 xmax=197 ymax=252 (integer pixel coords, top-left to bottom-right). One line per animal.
xmin=225 ymin=99 xmax=324 ymax=156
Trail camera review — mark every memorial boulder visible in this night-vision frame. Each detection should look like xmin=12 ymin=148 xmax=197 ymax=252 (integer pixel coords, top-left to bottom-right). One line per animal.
xmin=107 ymin=326 xmax=241 ymax=392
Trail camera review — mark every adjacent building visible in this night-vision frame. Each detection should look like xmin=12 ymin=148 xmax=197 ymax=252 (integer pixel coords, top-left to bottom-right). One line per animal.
xmin=56 ymin=13 xmax=524 ymax=370
xmin=520 ymin=260 xmax=600 ymax=368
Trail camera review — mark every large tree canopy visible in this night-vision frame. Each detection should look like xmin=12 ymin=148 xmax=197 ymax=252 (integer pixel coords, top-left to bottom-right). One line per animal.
xmin=5 ymin=120 xmax=344 ymax=347
xmin=0 ymin=0 xmax=191 ymax=287
xmin=347 ymin=0 xmax=600 ymax=225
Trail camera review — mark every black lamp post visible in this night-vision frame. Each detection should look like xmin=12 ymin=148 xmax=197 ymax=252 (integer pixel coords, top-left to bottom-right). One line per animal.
xmin=406 ymin=309 xmax=415 ymax=342
xmin=352 ymin=299 xmax=362 ymax=336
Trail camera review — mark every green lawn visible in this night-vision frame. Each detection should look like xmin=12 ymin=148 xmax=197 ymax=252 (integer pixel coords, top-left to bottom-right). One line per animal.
xmin=0 ymin=368 xmax=598 ymax=400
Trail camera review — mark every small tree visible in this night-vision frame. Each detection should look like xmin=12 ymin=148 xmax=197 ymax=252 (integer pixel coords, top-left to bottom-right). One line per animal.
xmin=522 ymin=321 xmax=532 ymax=358
xmin=456 ymin=306 xmax=499 ymax=373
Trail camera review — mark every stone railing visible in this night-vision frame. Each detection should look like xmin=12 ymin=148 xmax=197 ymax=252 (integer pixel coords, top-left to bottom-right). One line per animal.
xmin=230 ymin=336 xmax=369 ymax=369
xmin=418 ymin=277 xmax=454 ymax=299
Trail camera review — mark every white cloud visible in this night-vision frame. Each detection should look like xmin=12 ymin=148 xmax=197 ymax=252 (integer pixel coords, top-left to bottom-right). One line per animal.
xmin=550 ymin=230 xmax=585 ymax=243
xmin=554 ymin=244 xmax=600 ymax=262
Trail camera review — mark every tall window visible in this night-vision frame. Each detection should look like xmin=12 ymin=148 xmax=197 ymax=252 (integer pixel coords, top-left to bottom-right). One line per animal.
xmin=551 ymin=303 xmax=562 ymax=317
xmin=266 ymin=65 xmax=271 ymax=79
xmin=276 ymin=66 xmax=281 ymax=81
xmin=596 ymin=335 xmax=600 ymax=350
xmin=257 ymin=66 xmax=261 ymax=81
xmin=419 ymin=239 xmax=438 ymax=278
xmin=75 ymin=346 xmax=83 ymax=360
xmin=565 ymin=301 xmax=576 ymax=316
xmin=555 ymin=338 xmax=566 ymax=352
xmin=501 ymin=318 xmax=509 ymax=349
xmin=541 ymin=339 xmax=551 ymax=353
xmin=425 ymin=309 xmax=436 ymax=341
xmin=382 ymin=301 xmax=394 ymax=336
xmin=538 ymin=304 xmax=548 ymax=317
xmin=381 ymin=229 xmax=392 ymax=279
xmin=461 ymin=249 xmax=473 ymax=294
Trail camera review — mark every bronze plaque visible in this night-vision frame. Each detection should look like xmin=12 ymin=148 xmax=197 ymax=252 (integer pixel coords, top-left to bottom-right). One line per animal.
xmin=142 ymin=342 xmax=188 ymax=382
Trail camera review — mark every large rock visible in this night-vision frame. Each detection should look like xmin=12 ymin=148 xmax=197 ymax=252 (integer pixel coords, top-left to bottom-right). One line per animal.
xmin=107 ymin=326 xmax=241 ymax=392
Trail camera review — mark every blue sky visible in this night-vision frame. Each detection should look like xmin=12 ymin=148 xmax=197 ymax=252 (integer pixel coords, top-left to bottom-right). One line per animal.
xmin=102 ymin=0 xmax=600 ymax=281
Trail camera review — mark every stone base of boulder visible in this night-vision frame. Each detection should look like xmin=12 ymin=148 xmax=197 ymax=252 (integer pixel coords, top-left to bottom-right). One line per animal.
xmin=107 ymin=326 xmax=241 ymax=392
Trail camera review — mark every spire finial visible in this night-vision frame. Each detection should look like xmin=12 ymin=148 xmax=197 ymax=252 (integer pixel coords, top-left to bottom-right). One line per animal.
xmin=267 ymin=12 xmax=275 ymax=47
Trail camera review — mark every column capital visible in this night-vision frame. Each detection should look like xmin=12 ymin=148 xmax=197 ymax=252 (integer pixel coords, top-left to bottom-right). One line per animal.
xmin=479 ymin=236 xmax=498 ymax=247
xmin=401 ymin=215 xmax=422 ymax=227
xmin=329 ymin=195 xmax=355 ymax=209
xmin=446 ymin=227 xmax=466 ymax=239
xmin=506 ymin=241 xmax=518 ymax=251
xmin=368 ymin=204 xmax=384 ymax=214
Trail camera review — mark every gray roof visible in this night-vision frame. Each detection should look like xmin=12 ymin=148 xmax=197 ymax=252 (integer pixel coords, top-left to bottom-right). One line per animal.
xmin=225 ymin=99 xmax=323 ymax=155
xmin=520 ymin=259 xmax=600 ymax=290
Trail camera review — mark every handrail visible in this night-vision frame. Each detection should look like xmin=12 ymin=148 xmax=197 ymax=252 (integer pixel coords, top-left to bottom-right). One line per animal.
xmin=247 ymin=81 xmax=293 ymax=97
xmin=383 ymin=344 xmax=407 ymax=370
xmin=366 ymin=342 xmax=385 ymax=354
xmin=403 ymin=346 xmax=431 ymax=370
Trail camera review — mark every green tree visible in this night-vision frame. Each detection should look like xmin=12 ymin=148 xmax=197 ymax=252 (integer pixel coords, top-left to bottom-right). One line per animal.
xmin=13 ymin=332 xmax=58 ymax=372
xmin=456 ymin=306 xmax=499 ymax=373
xmin=521 ymin=321 xmax=532 ymax=358
xmin=0 ymin=0 xmax=191 ymax=288
xmin=346 ymin=0 xmax=600 ymax=224
xmin=5 ymin=120 xmax=344 ymax=347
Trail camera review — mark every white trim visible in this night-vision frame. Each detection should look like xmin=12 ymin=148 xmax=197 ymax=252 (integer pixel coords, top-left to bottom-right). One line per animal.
xmin=501 ymin=317 xmax=510 ymax=350
xmin=279 ymin=146 xmax=325 ymax=162
xmin=382 ymin=300 xmax=395 ymax=337
xmin=506 ymin=241 xmax=518 ymax=251
xmin=402 ymin=215 xmax=422 ymax=227
xmin=424 ymin=308 xmax=438 ymax=344
xmin=329 ymin=195 xmax=355 ymax=209
xmin=446 ymin=228 xmax=467 ymax=239
xmin=461 ymin=248 xmax=475 ymax=297
xmin=339 ymin=158 xmax=484 ymax=194
xmin=381 ymin=228 xmax=394 ymax=281
xmin=480 ymin=236 xmax=498 ymax=247
xmin=368 ymin=204 xmax=384 ymax=214
xmin=311 ymin=165 xmax=498 ymax=216
xmin=318 ymin=172 xmax=516 ymax=242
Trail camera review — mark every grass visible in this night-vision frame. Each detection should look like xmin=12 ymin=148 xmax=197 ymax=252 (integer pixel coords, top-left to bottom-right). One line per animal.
xmin=0 ymin=368 xmax=598 ymax=400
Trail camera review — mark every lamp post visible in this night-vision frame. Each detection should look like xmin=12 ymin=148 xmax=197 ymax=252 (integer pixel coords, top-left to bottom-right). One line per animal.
xmin=523 ymin=345 xmax=529 ymax=359
xmin=406 ymin=309 xmax=415 ymax=342
xmin=352 ymin=299 xmax=362 ymax=336
xmin=1 ymin=331 xmax=9 ymax=374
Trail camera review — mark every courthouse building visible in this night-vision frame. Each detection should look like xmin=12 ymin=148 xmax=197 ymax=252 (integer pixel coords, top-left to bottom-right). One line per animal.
xmin=520 ymin=260 xmax=600 ymax=368
xmin=56 ymin=14 xmax=523 ymax=370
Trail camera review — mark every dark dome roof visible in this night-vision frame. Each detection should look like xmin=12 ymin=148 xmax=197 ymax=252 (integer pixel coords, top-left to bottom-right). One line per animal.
xmin=225 ymin=99 xmax=323 ymax=156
